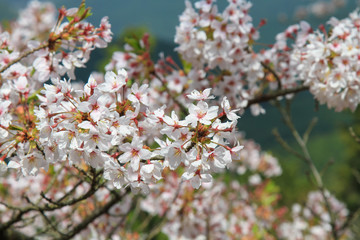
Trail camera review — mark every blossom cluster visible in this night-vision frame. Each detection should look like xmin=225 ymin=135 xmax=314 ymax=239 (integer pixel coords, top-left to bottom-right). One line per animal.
xmin=1 ymin=64 xmax=241 ymax=193
xmin=0 ymin=134 xmax=351 ymax=239
xmin=0 ymin=0 xmax=356 ymax=239
xmin=231 ymin=136 xmax=282 ymax=178
xmin=2 ymin=1 xmax=57 ymax=50
xmin=0 ymin=140 xmax=280 ymax=239
xmin=172 ymin=0 xmax=360 ymax=113
xmin=292 ymin=11 xmax=360 ymax=112
xmin=0 ymin=0 xmax=112 ymax=87
xmin=140 ymin=138 xmax=285 ymax=239
xmin=174 ymin=0 xmax=266 ymax=114
xmin=141 ymin=144 xmax=351 ymax=239
xmin=105 ymin=0 xmax=360 ymax=114
xmin=278 ymin=190 xmax=351 ymax=239
xmin=261 ymin=7 xmax=360 ymax=112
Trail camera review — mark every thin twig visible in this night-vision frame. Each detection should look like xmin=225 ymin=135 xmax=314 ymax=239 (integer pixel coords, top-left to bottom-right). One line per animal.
xmin=55 ymin=189 xmax=131 ymax=240
xmin=261 ymin=61 xmax=282 ymax=89
xmin=41 ymin=169 xmax=103 ymax=207
xmin=246 ymin=85 xmax=309 ymax=108
xmin=145 ymin=180 xmax=184 ymax=240
xmin=339 ymin=207 xmax=360 ymax=233
xmin=106 ymin=193 xmax=135 ymax=239
xmin=0 ymin=43 xmax=49 ymax=74
xmin=25 ymin=196 xmax=66 ymax=237
xmin=276 ymin=102 xmax=339 ymax=240
xmin=303 ymin=117 xmax=318 ymax=145
xmin=272 ymin=128 xmax=306 ymax=161
xmin=349 ymin=127 xmax=360 ymax=143
xmin=150 ymin=71 xmax=189 ymax=114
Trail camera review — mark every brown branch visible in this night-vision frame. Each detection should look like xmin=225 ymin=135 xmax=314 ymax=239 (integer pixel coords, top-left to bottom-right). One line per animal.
xmin=0 ymin=227 xmax=35 ymax=240
xmin=261 ymin=61 xmax=282 ymax=89
xmin=24 ymin=196 xmax=66 ymax=238
xmin=0 ymin=43 xmax=49 ymax=74
xmin=145 ymin=180 xmax=184 ymax=240
xmin=55 ymin=189 xmax=131 ymax=240
xmin=272 ymin=128 xmax=306 ymax=161
xmin=0 ymin=206 xmax=33 ymax=233
xmin=150 ymin=71 xmax=189 ymax=114
xmin=1 ymin=169 xmax=103 ymax=232
xmin=41 ymin=169 xmax=103 ymax=207
xmin=246 ymin=85 xmax=309 ymax=108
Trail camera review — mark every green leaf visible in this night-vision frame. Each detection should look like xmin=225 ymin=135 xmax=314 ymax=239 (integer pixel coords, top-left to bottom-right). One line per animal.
xmin=78 ymin=6 xmax=92 ymax=20
xmin=77 ymin=2 xmax=87 ymax=17
xmin=265 ymin=180 xmax=279 ymax=194
xmin=126 ymin=78 xmax=134 ymax=87
xmin=48 ymin=165 xmax=55 ymax=175
xmin=66 ymin=16 xmax=74 ymax=22
xmin=27 ymin=88 xmax=43 ymax=104
xmin=252 ymin=224 xmax=260 ymax=234
xmin=125 ymin=37 xmax=142 ymax=52
xmin=180 ymin=57 xmax=192 ymax=74
xmin=8 ymin=125 xmax=24 ymax=131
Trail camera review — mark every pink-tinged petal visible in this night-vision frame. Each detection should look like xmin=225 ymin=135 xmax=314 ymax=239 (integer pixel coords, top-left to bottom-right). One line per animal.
xmin=90 ymin=109 xmax=102 ymax=122
xmin=181 ymin=171 xmax=194 ymax=180
xmin=191 ymin=175 xmax=201 ymax=189
xmin=130 ymin=156 xmax=140 ymax=171
xmin=141 ymin=164 xmax=154 ymax=175
xmin=78 ymin=121 xmax=93 ymax=130
xmin=14 ymin=76 xmax=29 ymax=93
xmin=7 ymin=160 xmax=21 ymax=169
xmin=118 ymin=152 xmax=131 ymax=164
xmin=77 ymin=102 xmax=91 ymax=112
xmin=139 ymin=149 xmax=152 ymax=159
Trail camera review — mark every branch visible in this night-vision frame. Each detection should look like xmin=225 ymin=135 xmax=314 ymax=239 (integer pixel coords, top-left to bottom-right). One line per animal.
xmin=261 ymin=61 xmax=282 ymax=89
xmin=150 ymin=71 xmax=189 ymax=114
xmin=303 ymin=117 xmax=318 ymax=145
xmin=349 ymin=127 xmax=360 ymax=144
xmin=0 ymin=207 xmax=33 ymax=232
xmin=24 ymin=196 xmax=66 ymax=238
xmin=246 ymin=85 xmax=309 ymax=108
xmin=275 ymin=102 xmax=339 ymax=240
xmin=272 ymin=128 xmax=306 ymax=161
xmin=0 ymin=227 xmax=35 ymax=240
xmin=145 ymin=180 xmax=184 ymax=240
xmin=1 ymin=169 xmax=103 ymax=232
xmin=55 ymin=189 xmax=131 ymax=240
xmin=41 ymin=169 xmax=103 ymax=207
xmin=0 ymin=43 xmax=49 ymax=74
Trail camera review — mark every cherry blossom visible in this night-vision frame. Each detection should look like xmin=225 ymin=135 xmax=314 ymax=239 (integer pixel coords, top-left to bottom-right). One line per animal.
xmin=0 ymin=0 xmax=356 ymax=239
xmin=187 ymin=88 xmax=215 ymax=101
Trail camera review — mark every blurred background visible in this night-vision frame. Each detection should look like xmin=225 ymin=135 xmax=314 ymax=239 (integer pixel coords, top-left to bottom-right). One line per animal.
xmin=1 ymin=0 xmax=360 ymax=213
